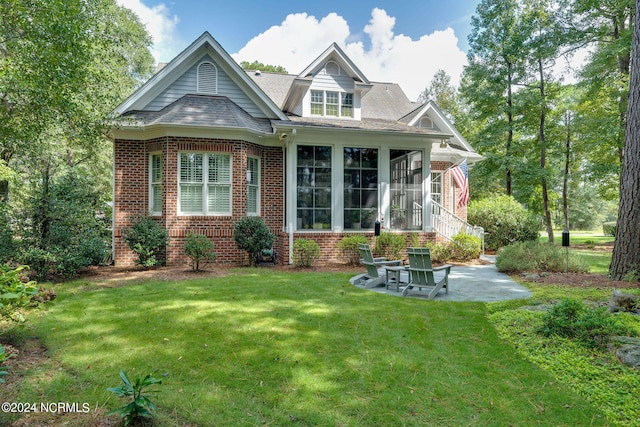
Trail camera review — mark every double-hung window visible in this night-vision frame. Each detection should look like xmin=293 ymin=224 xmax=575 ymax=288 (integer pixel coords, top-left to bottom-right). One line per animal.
xmin=179 ymin=153 xmax=231 ymax=215
xmin=149 ymin=153 xmax=162 ymax=215
xmin=246 ymin=157 xmax=260 ymax=215
xmin=310 ymin=90 xmax=354 ymax=118
xmin=344 ymin=148 xmax=378 ymax=229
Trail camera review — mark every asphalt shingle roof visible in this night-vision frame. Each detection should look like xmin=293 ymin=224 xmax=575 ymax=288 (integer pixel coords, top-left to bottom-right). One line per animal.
xmin=121 ymin=94 xmax=273 ymax=133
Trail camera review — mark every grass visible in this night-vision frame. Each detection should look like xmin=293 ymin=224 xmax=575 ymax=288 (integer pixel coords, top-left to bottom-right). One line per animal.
xmin=2 ymin=269 xmax=608 ymax=426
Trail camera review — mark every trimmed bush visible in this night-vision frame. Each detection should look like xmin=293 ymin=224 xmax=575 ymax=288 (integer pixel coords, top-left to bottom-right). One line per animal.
xmin=124 ymin=215 xmax=168 ymax=268
xmin=602 ymin=221 xmax=617 ymax=237
xmin=451 ymin=233 xmax=482 ymax=261
xmin=292 ymin=239 xmax=320 ymax=268
xmin=496 ymin=241 xmax=589 ymax=273
xmin=468 ymin=195 xmax=539 ymax=250
xmin=336 ymin=235 xmax=369 ymax=265
xmin=539 ymin=298 xmax=634 ymax=349
xmin=184 ymin=233 xmax=217 ymax=271
xmin=375 ymin=232 xmax=405 ymax=261
xmin=233 ymin=216 xmax=275 ymax=266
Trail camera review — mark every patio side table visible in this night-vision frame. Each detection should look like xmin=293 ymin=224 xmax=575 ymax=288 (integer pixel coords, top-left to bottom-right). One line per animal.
xmin=384 ymin=265 xmax=408 ymax=292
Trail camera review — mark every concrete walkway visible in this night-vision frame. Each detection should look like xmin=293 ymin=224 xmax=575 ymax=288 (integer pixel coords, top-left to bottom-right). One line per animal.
xmin=351 ymin=255 xmax=532 ymax=302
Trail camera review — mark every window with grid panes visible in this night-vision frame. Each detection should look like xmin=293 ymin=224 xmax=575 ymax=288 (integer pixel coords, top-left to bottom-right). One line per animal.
xmin=341 ymin=93 xmax=353 ymax=117
xmin=325 ymin=91 xmax=339 ymax=116
xmin=149 ymin=154 xmax=162 ymax=215
xmin=310 ymin=90 xmax=324 ymax=115
xmin=297 ymin=146 xmax=331 ymax=229
xmin=344 ymin=148 xmax=378 ymax=229
xmin=247 ymin=157 xmax=259 ymax=215
xmin=179 ymin=153 xmax=231 ymax=215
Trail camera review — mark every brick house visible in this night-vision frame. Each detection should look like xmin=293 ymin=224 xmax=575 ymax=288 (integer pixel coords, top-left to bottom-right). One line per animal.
xmin=109 ymin=32 xmax=482 ymax=266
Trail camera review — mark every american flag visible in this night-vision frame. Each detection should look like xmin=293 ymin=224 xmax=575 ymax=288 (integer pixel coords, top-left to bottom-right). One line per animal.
xmin=451 ymin=159 xmax=469 ymax=207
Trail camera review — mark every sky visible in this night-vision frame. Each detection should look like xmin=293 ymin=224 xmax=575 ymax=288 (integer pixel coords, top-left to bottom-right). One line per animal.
xmin=116 ymin=0 xmax=482 ymax=101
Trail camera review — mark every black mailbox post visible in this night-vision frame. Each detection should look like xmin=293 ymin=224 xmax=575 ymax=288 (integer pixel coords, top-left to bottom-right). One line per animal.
xmin=374 ymin=220 xmax=381 ymax=236
xmin=562 ymin=229 xmax=570 ymax=247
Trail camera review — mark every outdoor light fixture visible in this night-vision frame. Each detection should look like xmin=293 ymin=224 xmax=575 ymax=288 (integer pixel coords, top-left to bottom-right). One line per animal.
xmin=439 ymin=139 xmax=449 ymax=149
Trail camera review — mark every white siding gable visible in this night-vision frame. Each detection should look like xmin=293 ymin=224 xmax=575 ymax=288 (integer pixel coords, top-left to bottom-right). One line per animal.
xmin=299 ymin=62 xmax=362 ymax=119
xmin=143 ymin=55 xmax=268 ymax=118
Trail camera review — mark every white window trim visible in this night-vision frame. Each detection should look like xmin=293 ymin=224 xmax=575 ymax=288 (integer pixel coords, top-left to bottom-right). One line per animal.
xmin=178 ymin=152 xmax=232 ymax=216
xmin=310 ymin=89 xmax=354 ymax=118
xmin=149 ymin=153 xmax=162 ymax=216
xmin=325 ymin=60 xmax=340 ymax=76
xmin=247 ymin=156 xmax=260 ymax=216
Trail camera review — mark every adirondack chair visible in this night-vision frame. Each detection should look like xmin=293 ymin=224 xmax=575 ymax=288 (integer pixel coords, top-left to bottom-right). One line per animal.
xmin=403 ymin=247 xmax=452 ymax=299
xmin=353 ymin=243 xmax=403 ymax=288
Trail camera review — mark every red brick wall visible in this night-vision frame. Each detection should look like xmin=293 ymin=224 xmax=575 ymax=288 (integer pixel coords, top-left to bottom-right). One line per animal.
xmin=114 ymin=136 xmax=284 ymax=266
xmin=114 ymin=136 xmax=449 ymax=266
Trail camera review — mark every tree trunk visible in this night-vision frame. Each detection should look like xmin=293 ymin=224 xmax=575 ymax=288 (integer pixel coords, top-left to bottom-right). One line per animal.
xmin=563 ymin=111 xmax=571 ymax=231
xmin=610 ymin=0 xmax=640 ymax=280
xmin=538 ymin=58 xmax=554 ymax=243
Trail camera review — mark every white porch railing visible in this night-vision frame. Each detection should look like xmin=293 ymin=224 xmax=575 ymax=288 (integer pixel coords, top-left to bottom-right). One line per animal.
xmin=431 ymin=200 xmax=484 ymax=245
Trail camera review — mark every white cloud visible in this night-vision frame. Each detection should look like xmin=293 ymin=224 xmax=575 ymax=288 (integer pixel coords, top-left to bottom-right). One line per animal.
xmin=233 ymin=8 xmax=468 ymax=101
xmin=116 ymin=0 xmax=181 ymax=63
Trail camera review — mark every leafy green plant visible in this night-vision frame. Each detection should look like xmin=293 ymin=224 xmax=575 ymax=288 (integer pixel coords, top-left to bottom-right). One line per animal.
xmin=233 ymin=216 xmax=275 ymax=266
xmin=496 ymin=241 xmax=589 ymax=273
xmin=107 ymin=370 xmax=162 ymax=426
xmin=0 ymin=202 xmax=13 ymax=264
xmin=468 ymin=194 xmax=540 ymax=250
xmin=451 ymin=233 xmax=481 ymax=261
xmin=336 ymin=235 xmax=368 ymax=265
xmin=602 ymin=221 xmax=617 ymax=237
xmin=0 ymin=344 xmax=9 ymax=384
xmin=292 ymin=238 xmax=321 ymax=268
xmin=374 ymin=232 xmax=405 ymax=260
xmin=538 ymin=298 xmax=634 ymax=349
xmin=123 ymin=215 xmax=168 ymax=268
xmin=423 ymin=241 xmax=454 ymax=263
xmin=184 ymin=233 xmax=217 ymax=271
xmin=0 ymin=264 xmax=39 ymax=321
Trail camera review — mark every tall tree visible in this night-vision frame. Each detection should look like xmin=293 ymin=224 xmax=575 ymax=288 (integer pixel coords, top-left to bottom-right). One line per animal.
xmin=610 ymin=0 xmax=640 ymax=280
xmin=461 ymin=0 xmax=524 ymax=196
xmin=417 ymin=70 xmax=461 ymax=121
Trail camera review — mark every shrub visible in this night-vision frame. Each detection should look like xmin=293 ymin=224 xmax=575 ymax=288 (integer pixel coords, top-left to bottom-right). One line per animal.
xmin=184 ymin=233 xmax=217 ymax=271
xmin=496 ymin=241 xmax=589 ymax=273
xmin=539 ymin=298 xmax=634 ymax=349
xmin=123 ymin=215 xmax=168 ymax=268
xmin=451 ymin=233 xmax=482 ymax=261
xmin=468 ymin=194 xmax=539 ymax=250
xmin=336 ymin=235 xmax=368 ymax=265
xmin=0 ymin=343 xmax=8 ymax=384
xmin=107 ymin=370 xmax=162 ymax=426
xmin=603 ymin=221 xmax=617 ymax=237
xmin=293 ymin=239 xmax=321 ymax=268
xmin=0 ymin=265 xmax=39 ymax=321
xmin=425 ymin=241 xmax=454 ymax=264
xmin=375 ymin=232 xmax=405 ymax=260
xmin=233 ymin=216 xmax=275 ymax=266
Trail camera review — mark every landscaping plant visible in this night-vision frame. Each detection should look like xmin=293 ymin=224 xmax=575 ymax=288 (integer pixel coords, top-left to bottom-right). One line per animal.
xmin=451 ymin=233 xmax=482 ymax=261
xmin=292 ymin=238 xmax=320 ymax=268
xmin=336 ymin=235 xmax=368 ymax=265
xmin=0 ymin=344 xmax=8 ymax=384
xmin=0 ymin=264 xmax=38 ymax=321
xmin=107 ymin=370 xmax=162 ymax=426
xmin=374 ymin=232 xmax=405 ymax=260
xmin=184 ymin=233 xmax=217 ymax=271
xmin=496 ymin=241 xmax=589 ymax=273
xmin=123 ymin=215 xmax=168 ymax=268
xmin=233 ymin=216 xmax=274 ymax=266
xmin=468 ymin=194 xmax=539 ymax=250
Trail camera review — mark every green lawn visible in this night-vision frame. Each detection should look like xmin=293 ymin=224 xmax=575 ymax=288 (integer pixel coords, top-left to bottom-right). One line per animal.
xmin=2 ymin=269 xmax=609 ymax=426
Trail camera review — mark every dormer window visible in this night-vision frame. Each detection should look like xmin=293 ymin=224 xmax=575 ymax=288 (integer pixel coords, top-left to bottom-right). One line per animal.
xmin=310 ymin=90 xmax=354 ymax=118
xmin=325 ymin=61 xmax=340 ymax=76
xmin=419 ymin=116 xmax=434 ymax=129
xmin=197 ymin=61 xmax=218 ymax=94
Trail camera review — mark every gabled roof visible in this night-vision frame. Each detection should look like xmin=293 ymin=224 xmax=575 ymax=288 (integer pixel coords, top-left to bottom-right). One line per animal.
xmin=122 ymin=94 xmax=273 ymax=134
xmin=402 ymin=101 xmax=476 ymax=152
xmin=297 ymin=43 xmax=370 ymax=84
xmin=114 ymin=32 xmax=287 ymax=121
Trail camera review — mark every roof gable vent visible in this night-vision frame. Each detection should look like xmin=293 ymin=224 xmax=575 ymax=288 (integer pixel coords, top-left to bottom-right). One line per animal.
xmin=325 ymin=61 xmax=340 ymax=76
xmin=197 ymin=61 xmax=218 ymax=94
